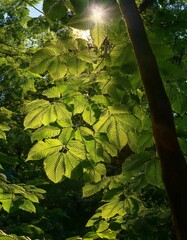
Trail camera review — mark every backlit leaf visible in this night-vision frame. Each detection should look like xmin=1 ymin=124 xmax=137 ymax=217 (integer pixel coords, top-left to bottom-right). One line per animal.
xmin=1 ymin=199 xmax=13 ymax=213
xmin=0 ymin=130 xmax=6 ymax=140
xmin=101 ymin=198 xmax=126 ymax=219
xmin=18 ymin=199 xmax=36 ymax=213
xmin=27 ymin=139 xmax=63 ymax=161
xmin=94 ymin=110 xmax=128 ymax=150
xmin=44 ymin=152 xmax=65 ymax=183
xmin=145 ymin=159 xmax=164 ymax=189
xmin=58 ymin=127 xmax=74 ymax=145
xmin=91 ymin=23 xmax=107 ymax=48
xmin=68 ymin=58 xmax=87 ymax=76
xmin=83 ymin=178 xmax=110 ymax=197
xmin=31 ymin=126 xmax=61 ymax=142
xmin=54 ymin=102 xmax=72 ymax=126
xmin=82 ymin=106 xmax=96 ymax=125
xmin=48 ymin=61 xmax=67 ymax=79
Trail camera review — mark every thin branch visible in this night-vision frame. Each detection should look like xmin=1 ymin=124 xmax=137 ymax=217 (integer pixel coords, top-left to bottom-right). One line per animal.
xmin=23 ymin=0 xmax=44 ymax=15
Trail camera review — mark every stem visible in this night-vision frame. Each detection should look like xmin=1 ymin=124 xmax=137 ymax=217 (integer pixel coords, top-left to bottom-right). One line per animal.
xmin=23 ymin=0 xmax=44 ymax=15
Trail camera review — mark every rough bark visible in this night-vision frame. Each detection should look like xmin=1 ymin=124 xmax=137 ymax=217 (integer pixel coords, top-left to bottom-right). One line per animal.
xmin=117 ymin=0 xmax=187 ymax=239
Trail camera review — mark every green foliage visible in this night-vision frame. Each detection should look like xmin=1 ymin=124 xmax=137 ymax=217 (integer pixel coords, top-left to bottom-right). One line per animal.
xmin=0 ymin=0 xmax=186 ymax=239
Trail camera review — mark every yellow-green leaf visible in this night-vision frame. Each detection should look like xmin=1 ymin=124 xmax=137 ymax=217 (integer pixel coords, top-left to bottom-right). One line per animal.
xmin=91 ymin=23 xmax=106 ymax=48
xmin=27 ymin=139 xmax=63 ymax=161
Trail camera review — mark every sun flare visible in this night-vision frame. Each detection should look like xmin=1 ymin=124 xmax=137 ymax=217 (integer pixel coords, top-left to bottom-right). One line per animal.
xmin=90 ymin=4 xmax=109 ymax=23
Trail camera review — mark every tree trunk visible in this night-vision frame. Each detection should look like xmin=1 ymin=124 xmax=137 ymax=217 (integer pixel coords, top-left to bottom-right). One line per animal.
xmin=117 ymin=0 xmax=187 ymax=239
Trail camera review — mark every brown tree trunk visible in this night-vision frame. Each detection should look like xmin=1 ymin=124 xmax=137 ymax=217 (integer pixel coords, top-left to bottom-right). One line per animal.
xmin=117 ymin=0 xmax=187 ymax=239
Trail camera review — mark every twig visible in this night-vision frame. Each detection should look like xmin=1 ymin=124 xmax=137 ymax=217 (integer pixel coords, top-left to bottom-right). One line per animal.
xmin=23 ymin=0 xmax=44 ymax=15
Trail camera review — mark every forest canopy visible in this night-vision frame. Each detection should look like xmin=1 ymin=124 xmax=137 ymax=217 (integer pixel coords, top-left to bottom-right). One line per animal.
xmin=0 ymin=0 xmax=187 ymax=239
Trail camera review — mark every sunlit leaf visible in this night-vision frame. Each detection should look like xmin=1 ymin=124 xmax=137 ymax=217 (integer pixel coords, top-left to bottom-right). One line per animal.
xmin=82 ymin=106 xmax=96 ymax=125
xmin=23 ymin=192 xmax=39 ymax=203
xmin=27 ymin=139 xmax=63 ymax=161
xmin=31 ymin=126 xmax=61 ymax=142
xmin=18 ymin=199 xmax=36 ymax=213
xmin=85 ymin=139 xmax=104 ymax=162
xmin=91 ymin=23 xmax=107 ymax=48
xmin=145 ymin=159 xmax=164 ymax=189
xmin=48 ymin=61 xmax=67 ymax=79
xmin=1 ymin=199 xmax=13 ymax=213
xmin=83 ymin=178 xmax=110 ymax=197
xmin=54 ymin=102 xmax=72 ymax=126
xmin=68 ymin=58 xmax=87 ymax=76
xmin=0 ymin=130 xmax=6 ymax=140
xmin=94 ymin=110 xmax=128 ymax=150
xmin=58 ymin=127 xmax=74 ymax=144
xmin=101 ymin=198 xmax=126 ymax=219
xmin=44 ymin=152 xmax=65 ymax=183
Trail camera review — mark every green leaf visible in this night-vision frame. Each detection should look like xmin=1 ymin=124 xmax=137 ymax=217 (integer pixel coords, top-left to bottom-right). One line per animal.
xmin=83 ymin=178 xmax=110 ymax=197
xmin=82 ymin=106 xmax=96 ymax=125
xmin=30 ymin=41 xmax=67 ymax=79
xmin=30 ymin=48 xmax=58 ymax=74
xmin=1 ymin=199 xmax=13 ymax=213
xmin=0 ymin=193 xmax=12 ymax=200
xmin=91 ymin=23 xmax=107 ymax=48
xmin=95 ymin=134 xmax=118 ymax=157
xmin=54 ymin=102 xmax=72 ymax=127
xmin=91 ymin=95 xmax=111 ymax=106
xmin=75 ymin=126 xmax=94 ymax=141
xmin=24 ymin=100 xmax=50 ymax=129
xmin=42 ymin=86 xmax=62 ymax=98
xmin=70 ymin=0 xmax=89 ymax=14
xmin=0 ymin=129 xmax=6 ymax=140
xmin=18 ymin=199 xmax=36 ymax=213
xmin=31 ymin=126 xmax=61 ymax=142
xmin=63 ymin=151 xmax=82 ymax=179
xmin=40 ymin=104 xmax=57 ymax=126
xmin=0 ymin=173 xmax=7 ymax=182
xmin=97 ymin=230 xmax=118 ymax=240
xmin=84 ymin=163 xmax=106 ymax=183
xmin=68 ymin=14 xmax=94 ymax=30
xmin=0 ymin=124 xmax=10 ymax=132
xmin=44 ymin=152 xmax=65 ymax=183
xmin=21 ymin=78 xmax=36 ymax=95
xmin=77 ymin=49 xmax=96 ymax=63
xmin=25 ymin=99 xmax=49 ymax=112
xmin=48 ymin=61 xmax=67 ymax=79
xmin=44 ymin=149 xmax=83 ymax=183
xmin=68 ymin=58 xmax=87 ymax=76
xmin=145 ymin=159 xmax=164 ymax=189
xmin=43 ymin=0 xmax=68 ymax=20
xmin=73 ymin=93 xmax=89 ymax=115
xmin=27 ymin=139 xmax=63 ymax=161
xmin=0 ymin=236 xmax=15 ymax=240
xmin=23 ymin=192 xmax=39 ymax=203
xmin=122 ymin=152 xmax=152 ymax=180
xmin=68 ymin=140 xmax=86 ymax=160
xmin=96 ymin=220 xmax=109 ymax=233
xmin=85 ymin=139 xmax=104 ymax=163
xmin=128 ymin=130 xmax=153 ymax=153
xmin=94 ymin=110 xmax=128 ymax=150
xmin=101 ymin=198 xmax=126 ymax=219
xmin=124 ymin=197 xmax=139 ymax=215
xmin=58 ymin=127 xmax=74 ymax=144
